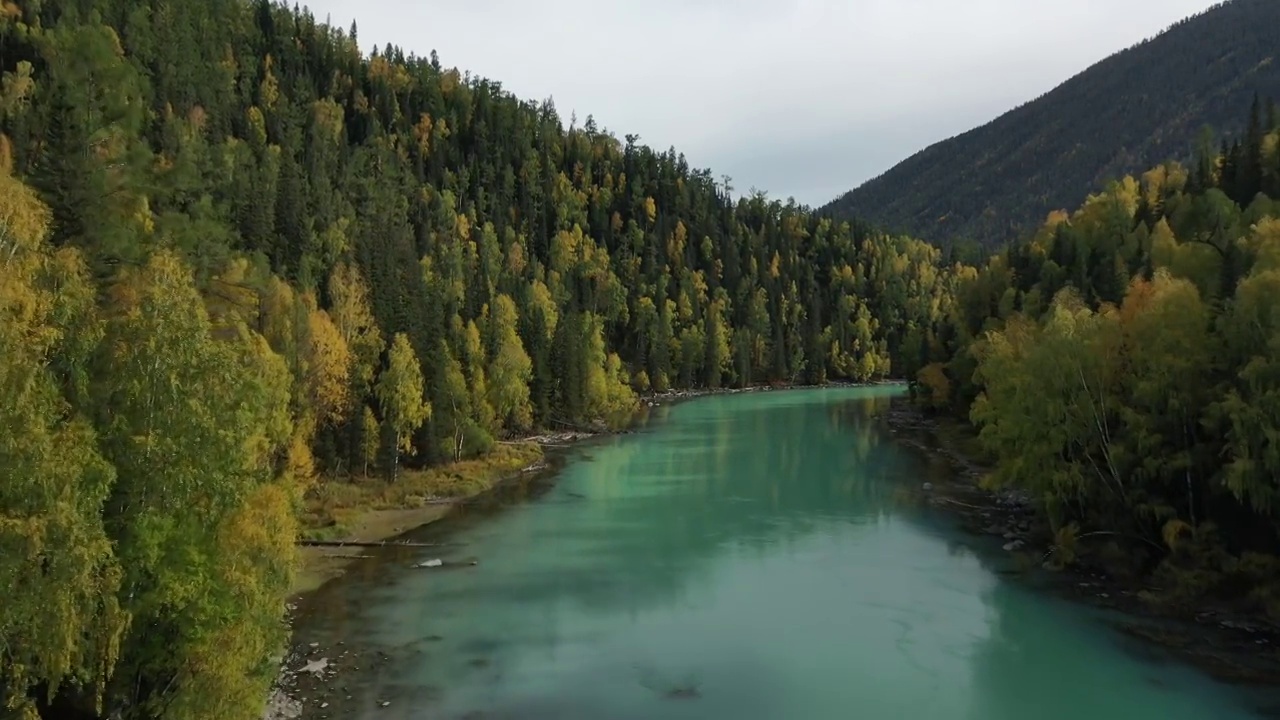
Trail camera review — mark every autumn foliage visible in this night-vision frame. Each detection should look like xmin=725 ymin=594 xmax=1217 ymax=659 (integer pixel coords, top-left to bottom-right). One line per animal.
xmin=3 ymin=0 xmax=1277 ymax=713
xmin=931 ymin=100 xmax=1280 ymax=614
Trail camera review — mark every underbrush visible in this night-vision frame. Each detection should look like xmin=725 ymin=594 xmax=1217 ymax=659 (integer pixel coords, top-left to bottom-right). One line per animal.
xmin=1146 ymin=529 xmax=1280 ymax=623
xmin=932 ymin=416 xmax=993 ymax=466
xmin=298 ymin=442 xmax=543 ymax=540
xmin=1044 ymin=522 xmax=1280 ymax=624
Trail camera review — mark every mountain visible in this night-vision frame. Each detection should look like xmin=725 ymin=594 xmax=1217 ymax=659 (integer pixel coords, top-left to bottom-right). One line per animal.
xmin=821 ymin=0 xmax=1280 ymax=247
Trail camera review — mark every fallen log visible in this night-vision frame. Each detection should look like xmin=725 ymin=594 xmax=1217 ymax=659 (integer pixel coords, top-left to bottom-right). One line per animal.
xmin=934 ymin=496 xmax=992 ymax=511
xmin=296 ymin=540 xmax=462 ymax=549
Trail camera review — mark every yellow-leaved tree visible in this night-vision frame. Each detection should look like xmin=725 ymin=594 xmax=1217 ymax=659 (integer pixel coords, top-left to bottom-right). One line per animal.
xmin=305 ymin=306 xmax=352 ymax=427
xmin=328 ymin=262 xmax=383 ymax=399
xmin=97 ymin=250 xmax=294 ymax=720
xmin=486 ymin=294 xmax=534 ymax=432
xmin=376 ymin=333 xmax=431 ymax=481
xmin=0 ymin=166 xmax=125 ymax=719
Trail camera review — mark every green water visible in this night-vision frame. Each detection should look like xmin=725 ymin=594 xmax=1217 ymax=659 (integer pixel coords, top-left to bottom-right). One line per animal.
xmin=297 ymin=386 xmax=1275 ymax=719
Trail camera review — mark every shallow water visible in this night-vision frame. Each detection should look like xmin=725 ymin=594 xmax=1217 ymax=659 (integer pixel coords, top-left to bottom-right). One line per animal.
xmin=296 ymin=386 xmax=1276 ymax=719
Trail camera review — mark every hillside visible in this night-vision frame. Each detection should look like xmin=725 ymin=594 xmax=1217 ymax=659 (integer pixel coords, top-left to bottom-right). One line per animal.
xmin=821 ymin=0 xmax=1280 ymax=247
xmin=0 ymin=2 xmax=953 ymax=717
xmin=5 ymin=1 xmax=1280 ymax=718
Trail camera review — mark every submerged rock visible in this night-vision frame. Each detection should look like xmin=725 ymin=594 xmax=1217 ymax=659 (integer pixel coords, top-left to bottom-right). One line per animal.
xmin=666 ymin=686 xmax=701 ymax=700
xmin=1220 ymin=620 xmax=1260 ymax=634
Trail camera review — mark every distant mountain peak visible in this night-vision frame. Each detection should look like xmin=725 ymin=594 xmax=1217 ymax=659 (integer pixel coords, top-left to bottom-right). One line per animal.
xmin=821 ymin=0 xmax=1280 ymax=248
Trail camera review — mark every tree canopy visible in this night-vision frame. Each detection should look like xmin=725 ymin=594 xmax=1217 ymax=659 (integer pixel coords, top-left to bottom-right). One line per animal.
xmin=921 ymin=100 xmax=1280 ymax=610
xmin=3 ymin=0 xmax=1280 ymax=716
xmin=0 ymin=0 xmax=953 ymax=716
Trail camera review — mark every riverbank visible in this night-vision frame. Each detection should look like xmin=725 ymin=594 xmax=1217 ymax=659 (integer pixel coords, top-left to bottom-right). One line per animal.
xmin=882 ymin=396 xmax=1280 ymax=686
xmin=290 ymin=381 xmax=899 ymax=595
xmin=290 ymin=385 xmax=885 ymax=591
xmin=292 ymin=442 xmax=546 ymax=595
xmin=268 ymin=441 xmax=553 ymax=719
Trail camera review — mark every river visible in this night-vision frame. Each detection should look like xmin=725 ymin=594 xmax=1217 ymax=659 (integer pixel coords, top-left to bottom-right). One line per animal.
xmin=292 ymin=385 xmax=1278 ymax=719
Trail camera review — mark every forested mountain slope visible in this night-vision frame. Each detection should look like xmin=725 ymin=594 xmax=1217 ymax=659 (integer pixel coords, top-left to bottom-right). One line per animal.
xmin=0 ymin=1 xmax=954 ymax=717
xmin=821 ymin=0 xmax=1280 ymax=247
xmin=6 ymin=0 xmax=1280 ymax=717
xmin=916 ymin=102 xmax=1280 ymax=623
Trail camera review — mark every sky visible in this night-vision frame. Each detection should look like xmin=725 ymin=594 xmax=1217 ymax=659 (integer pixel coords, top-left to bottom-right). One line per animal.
xmin=301 ymin=0 xmax=1222 ymax=207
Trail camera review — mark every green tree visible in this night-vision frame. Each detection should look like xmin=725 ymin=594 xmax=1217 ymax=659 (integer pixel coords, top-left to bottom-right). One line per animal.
xmin=97 ymin=250 xmax=293 ymax=720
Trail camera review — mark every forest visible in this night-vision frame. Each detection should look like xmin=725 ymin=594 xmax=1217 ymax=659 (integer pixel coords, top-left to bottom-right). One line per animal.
xmin=822 ymin=0 xmax=1280 ymax=248
xmin=0 ymin=0 xmax=955 ymax=717
xmin=3 ymin=0 xmax=1280 ymax=718
xmin=914 ymin=94 xmax=1280 ymax=615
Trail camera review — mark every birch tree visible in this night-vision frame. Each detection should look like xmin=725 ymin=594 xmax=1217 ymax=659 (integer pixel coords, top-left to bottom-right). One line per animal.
xmin=376 ymin=333 xmax=430 ymax=480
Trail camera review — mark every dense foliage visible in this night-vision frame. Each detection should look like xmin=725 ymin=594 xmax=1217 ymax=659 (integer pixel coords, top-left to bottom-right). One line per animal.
xmin=6 ymin=0 xmax=1279 ymax=715
xmin=0 ymin=0 xmax=955 ymax=717
xmin=918 ymin=99 xmax=1280 ymax=612
xmin=822 ymin=0 xmax=1280 ymax=248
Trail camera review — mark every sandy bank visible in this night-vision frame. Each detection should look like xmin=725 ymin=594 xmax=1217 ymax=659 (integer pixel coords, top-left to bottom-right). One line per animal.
xmin=292 ymin=507 xmax=459 ymax=595
xmin=290 ymin=442 xmax=546 ymax=597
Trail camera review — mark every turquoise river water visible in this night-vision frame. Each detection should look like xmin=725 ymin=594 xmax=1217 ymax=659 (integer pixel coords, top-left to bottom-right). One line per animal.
xmin=294 ymin=386 xmax=1279 ymax=719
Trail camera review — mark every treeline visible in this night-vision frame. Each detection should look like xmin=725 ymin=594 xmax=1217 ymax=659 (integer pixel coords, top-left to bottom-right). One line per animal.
xmin=0 ymin=1 xmax=956 ymax=718
xmin=915 ymin=97 xmax=1280 ymax=613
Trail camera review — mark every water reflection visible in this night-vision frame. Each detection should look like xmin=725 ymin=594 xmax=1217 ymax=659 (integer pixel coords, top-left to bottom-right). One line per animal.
xmin=293 ymin=386 xmax=1268 ymax=720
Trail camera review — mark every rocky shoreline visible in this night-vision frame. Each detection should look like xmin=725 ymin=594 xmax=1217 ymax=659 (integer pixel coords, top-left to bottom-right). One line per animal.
xmin=266 ymin=455 xmax=563 ymax=719
xmin=881 ymin=397 xmax=1280 ymax=687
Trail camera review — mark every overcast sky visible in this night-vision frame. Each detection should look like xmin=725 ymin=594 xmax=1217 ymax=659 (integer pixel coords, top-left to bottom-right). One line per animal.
xmin=302 ymin=0 xmax=1220 ymax=207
